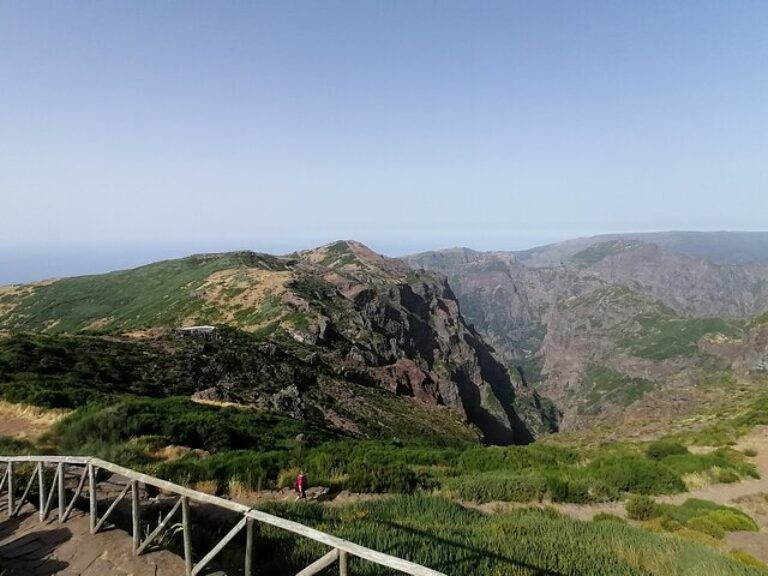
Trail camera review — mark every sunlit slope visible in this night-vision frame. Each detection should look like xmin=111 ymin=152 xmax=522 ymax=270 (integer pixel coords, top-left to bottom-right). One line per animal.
xmin=0 ymin=251 xmax=295 ymax=333
xmin=0 ymin=241 xmax=557 ymax=444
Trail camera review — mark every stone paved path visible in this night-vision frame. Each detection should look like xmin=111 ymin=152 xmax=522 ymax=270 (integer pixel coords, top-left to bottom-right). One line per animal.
xmin=0 ymin=501 xmax=186 ymax=575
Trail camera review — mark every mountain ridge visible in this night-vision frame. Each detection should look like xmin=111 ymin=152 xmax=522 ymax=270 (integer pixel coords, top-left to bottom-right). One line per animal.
xmin=406 ymin=232 xmax=768 ymax=431
xmin=0 ymin=240 xmax=556 ymax=444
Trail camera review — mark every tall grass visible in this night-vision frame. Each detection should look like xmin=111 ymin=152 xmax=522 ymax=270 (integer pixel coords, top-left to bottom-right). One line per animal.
xmin=247 ymin=496 xmax=768 ymax=575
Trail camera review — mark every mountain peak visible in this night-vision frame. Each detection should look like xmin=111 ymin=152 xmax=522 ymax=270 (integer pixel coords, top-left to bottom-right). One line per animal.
xmin=299 ymin=240 xmax=410 ymax=278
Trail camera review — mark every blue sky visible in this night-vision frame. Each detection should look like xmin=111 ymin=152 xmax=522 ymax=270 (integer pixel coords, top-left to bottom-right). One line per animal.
xmin=1 ymin=1 xmax=767 ymax=283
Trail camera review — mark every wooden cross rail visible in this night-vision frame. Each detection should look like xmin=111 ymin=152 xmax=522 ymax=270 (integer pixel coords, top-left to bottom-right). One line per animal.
xmin=0 ymin=455 xmax=446 ymax=576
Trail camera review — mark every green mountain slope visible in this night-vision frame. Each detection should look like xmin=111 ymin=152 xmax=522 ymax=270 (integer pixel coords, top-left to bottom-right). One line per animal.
xmin=0 ymin=241 xmax=556 ymax=444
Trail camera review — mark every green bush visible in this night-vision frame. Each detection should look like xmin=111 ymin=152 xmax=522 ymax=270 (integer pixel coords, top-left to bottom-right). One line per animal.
xmin=456 ymin=443 xmax=578 ymax=473
xmin=346 ymin=463 xmax=423 ymax=494
xmin=658 ymin=447 xmax=759 ymax=481
xmin=646 ymin=499 xmax=759 ymax=541
xmin=626 ymin=495 xmax=660 ymax=520
xmin=686 ymin=516 xmax=725 ymax=539
xmin=730 ymin=550 xmax=768 ymax=571
xmin=154 ymin=450 xmax=289 ymax=492
xmin=705 ymin=509 xmax=758 ymax=532
xmin=646 ymin=440 xmax=688 ymax=460
xmin=588 ymin=456 xmax=685 ymax=494
xmin=544 ymin=474 xmax=593 ymax=503
xmin=48 ymin=396 xmax=330 ymax=455
xmin=717 ymin=468 xmax=741 ymax=483
xmin=0 ymin=435 xmax=39 ymax=456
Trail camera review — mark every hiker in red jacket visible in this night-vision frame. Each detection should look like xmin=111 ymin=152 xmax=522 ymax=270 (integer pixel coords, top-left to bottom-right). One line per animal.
xmin=295 ymin=470 xmax=307 ymax=500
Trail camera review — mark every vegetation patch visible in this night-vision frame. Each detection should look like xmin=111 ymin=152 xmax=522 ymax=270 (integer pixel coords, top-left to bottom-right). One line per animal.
xmin=0 ymin=253 xmax=272 ymax=333
xmin=675 ymin=393 xmax=768 ymax=446
xmin=246 ymin=495 xmax=768 ymax=575
xmin=579 ymin=365 xmax=655 ymax=412
xmin=571 ymin=240 xmax=638 ymax=265
xmin=620 ymin=313 xmax=742 ymax=360
xmin=626 ymin=497 xmax=758 ymax=541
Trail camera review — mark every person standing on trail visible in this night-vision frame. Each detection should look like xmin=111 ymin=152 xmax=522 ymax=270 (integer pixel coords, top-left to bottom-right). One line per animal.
xmin=295 ymin=470 xmax=307 ymax=500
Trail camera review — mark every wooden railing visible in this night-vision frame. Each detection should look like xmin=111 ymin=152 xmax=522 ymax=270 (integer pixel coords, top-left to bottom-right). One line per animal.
xmin=0 ymin=455 xmax=446 ymax=576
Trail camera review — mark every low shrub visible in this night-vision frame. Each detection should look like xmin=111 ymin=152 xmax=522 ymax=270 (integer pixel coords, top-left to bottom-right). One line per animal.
xmin=48 ymin=396 xmax=330 ymax=455
xmin=0 ymin=435 xmax=38 ymax=456
xmin=686 ymin=516 xmax=725 ymax=539
xmin=646 ymin=440 xmax=688 ymax=460
xmin=588 ymin=456 xmax=685 ymax=494
xmin=456 ymin=443 xmax=578 ymax=473
xmin=346 ymin=463 xmax=423 ymax=494
xmin=717 ymin=468 xmax=741 ymax=483
xmin=625 ymin=495 xmax=660 ymax=520
xmin=705 ymin=509 xmax=758 ymax=532
xmin=544 ymin=474 xmax=593 ymax=503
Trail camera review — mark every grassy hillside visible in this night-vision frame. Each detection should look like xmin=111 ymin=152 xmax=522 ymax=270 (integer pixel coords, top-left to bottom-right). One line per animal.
xmin=0 ymin=252 xmax=291 ymax=333
xmin=619 ymin=313 xmax=743 ymax=360
xmin=571 ymin=239 xmax=640 ymax=265
xmin=578 ymin=365 xmax=655 ymax=415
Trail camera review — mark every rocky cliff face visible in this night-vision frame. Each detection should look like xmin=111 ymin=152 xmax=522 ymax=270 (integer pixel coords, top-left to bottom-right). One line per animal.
xmin=407 ymin=233 xmax=768 ymax=431
xmin=699 ymin=316 xmax=768 ymax=374
xmin=407 ymin=240 xmax=768 ymax=366
xmin=570 ymin=242 xmax=768 ymax=318
xmin=275 ymin=241 xmax=550 ymax=443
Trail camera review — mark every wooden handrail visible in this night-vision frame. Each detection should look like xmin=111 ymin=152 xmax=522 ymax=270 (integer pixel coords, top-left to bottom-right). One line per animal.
xmin=0 ymin=455 xmax=446 ymax=576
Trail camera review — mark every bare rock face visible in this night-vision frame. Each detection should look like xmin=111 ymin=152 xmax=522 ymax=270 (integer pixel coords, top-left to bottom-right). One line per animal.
xmin=287 ymin=248 xmax=544 ymax=444
xmin=407 ymin=240 xmax=768 ymax=370
xmin=580 ymin=243 xmax=768 ymax=318
xmin=406 ymin=234 xmax=768 ymax=432
xmin=701 ymin=320 xmax=768 ymax=374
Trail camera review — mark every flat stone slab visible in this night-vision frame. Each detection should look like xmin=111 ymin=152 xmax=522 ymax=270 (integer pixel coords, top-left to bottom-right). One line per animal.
xmin=0 ymin=504 xmax=186 ymax=575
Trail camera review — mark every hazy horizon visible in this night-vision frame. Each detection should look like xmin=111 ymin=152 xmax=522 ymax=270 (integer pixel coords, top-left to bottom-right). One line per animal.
xmin=2 ymin=1 xmax=766 ymax=283
xmin=4 ymin=228 xmax=768 ymax=285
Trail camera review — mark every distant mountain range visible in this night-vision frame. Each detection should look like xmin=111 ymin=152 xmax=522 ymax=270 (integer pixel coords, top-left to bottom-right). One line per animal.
xmin=406 ymin=231 xmax=768 ymax=430
xmin=2 ymin=231 xmax=767 ymax=438
xmin=516 ymin=231 xmax=768 ymax=266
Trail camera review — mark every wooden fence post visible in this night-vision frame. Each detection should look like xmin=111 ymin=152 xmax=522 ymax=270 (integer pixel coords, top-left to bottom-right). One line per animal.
xmin=182 ymin=496 xmax=193 ymax=576
xmin=245 ymin=517 xmax=254 ymax=576
xmin=7 ymin=462 xmax=13 ymax=517
xmin=37 ymin=463 xmax=45 ymax=521
xmin=131 ymin=480 xmax=140 ymax=555
xmin=340 ymin=550 xmax=350 ymax=576
xmin=42 ymin=464 xmax=59 ymax=520
xmin=88 ymin=463 xmax=97 ymax=533
xmin=57 ymin=462 xmax=65 ymax=522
